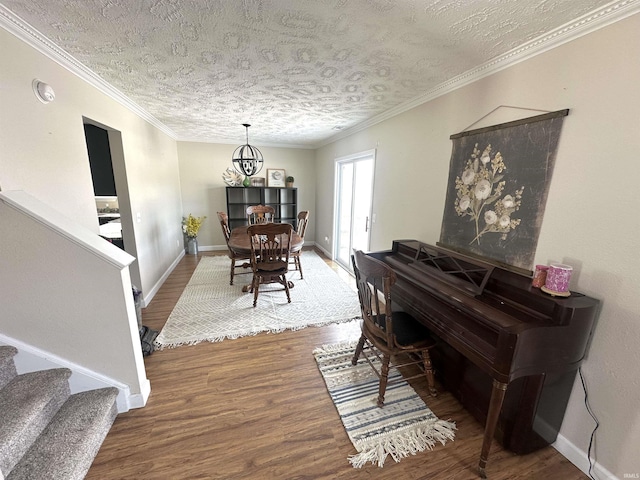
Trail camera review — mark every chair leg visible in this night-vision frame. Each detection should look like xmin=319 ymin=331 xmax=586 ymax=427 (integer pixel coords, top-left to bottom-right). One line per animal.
xmin=297 ymin=256 xmax=304 ymax=279
xmin=352 ymin=335 xmax=366 ymax=365
xmin=252 ymin=275 xmax=260 ymax=307
xmin=422 ymin=350 xmax=438 ymax=396
xmin=377 ymin=354 xmax=391 ymax=407
xmin=282 ymin=274 xmax=291 ymax=303
xmin=230 ymin=259 xmax=236 ymax=285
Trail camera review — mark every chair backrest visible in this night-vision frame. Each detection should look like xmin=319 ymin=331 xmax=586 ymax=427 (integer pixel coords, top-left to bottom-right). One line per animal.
xmin=216 ymin=211 xmax=231 ymax=243
xmin=352 ymin=250 xmax=397 ymax=348
xmin=296 ymin=211 xmax=310 ymax=238
xmin=246 ymin=204 xmax=275 ymax=225
xmin=248 ymin=222 xmax=293 ymax=270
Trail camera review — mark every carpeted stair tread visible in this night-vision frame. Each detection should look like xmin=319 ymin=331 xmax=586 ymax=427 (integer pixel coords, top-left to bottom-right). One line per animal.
xmin=0 ymin=346 xmax=18 ymax=389
xmin=0 ymin=368 xmax=71 ymax=477
xmin=7 ymin=387 xmax=119 ymax=480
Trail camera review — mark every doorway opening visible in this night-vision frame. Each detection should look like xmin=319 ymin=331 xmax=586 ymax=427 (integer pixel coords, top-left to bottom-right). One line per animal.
xmin=333 ymin=150 xmax=375 ymax=272
xmin=83 ymin=118 xmax=141 ymax=290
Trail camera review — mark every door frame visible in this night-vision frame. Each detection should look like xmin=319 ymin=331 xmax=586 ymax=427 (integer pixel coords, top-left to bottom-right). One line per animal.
xmin=332 ymin=149 xmax=376 ymax=271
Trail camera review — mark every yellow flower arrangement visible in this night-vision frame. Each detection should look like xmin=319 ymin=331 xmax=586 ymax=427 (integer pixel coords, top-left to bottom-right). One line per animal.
xmin=182 ymin=214 xmax=206 ymax=238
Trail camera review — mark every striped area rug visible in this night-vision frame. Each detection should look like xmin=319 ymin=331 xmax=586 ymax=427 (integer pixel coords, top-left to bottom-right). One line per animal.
xmin=313 ymin=341 xmax=456 ymax=468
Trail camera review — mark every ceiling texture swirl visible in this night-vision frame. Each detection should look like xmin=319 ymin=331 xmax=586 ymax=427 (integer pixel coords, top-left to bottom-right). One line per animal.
xmin=1 ymin=0 xmax=637 ymax=147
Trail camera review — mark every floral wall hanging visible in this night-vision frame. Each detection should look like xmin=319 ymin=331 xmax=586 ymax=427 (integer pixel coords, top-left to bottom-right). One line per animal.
xmin=439 ymin=109 xmax=569 ymax=272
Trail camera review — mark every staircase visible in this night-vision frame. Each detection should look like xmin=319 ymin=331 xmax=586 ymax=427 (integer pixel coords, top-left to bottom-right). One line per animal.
xmin=0 ymin=345 xmax=118 ymax=480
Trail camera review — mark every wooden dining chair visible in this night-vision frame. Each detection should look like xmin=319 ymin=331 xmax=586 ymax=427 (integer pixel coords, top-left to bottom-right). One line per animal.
xmin=246 ymin=204 xmax=275 ymax=225
xmin=289 ymin=211 xmax=309 ymax=279
xmin=247 ymin=222 xmax=293 ymax=307
xmin=351 ymin=249 xmax=438 ymax=407
xmin=217 ymin=211 xmax=251 ymax=285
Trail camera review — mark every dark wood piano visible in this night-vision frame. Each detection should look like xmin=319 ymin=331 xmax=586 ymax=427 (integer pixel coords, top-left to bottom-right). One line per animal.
xmin=368 ymin=240 xmax=600 ymax=477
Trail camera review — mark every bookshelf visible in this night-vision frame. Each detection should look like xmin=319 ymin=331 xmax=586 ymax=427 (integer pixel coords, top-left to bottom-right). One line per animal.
xmin=226 ymin=187 xmax=298 ymax=230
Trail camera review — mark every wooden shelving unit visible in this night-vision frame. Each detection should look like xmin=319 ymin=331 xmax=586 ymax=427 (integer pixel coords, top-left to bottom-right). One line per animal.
xmin=226 ymin=187 xmax=298 ymax=230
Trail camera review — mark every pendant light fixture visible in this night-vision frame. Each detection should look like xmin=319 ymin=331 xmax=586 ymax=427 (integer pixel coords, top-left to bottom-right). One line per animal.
xmin=232 ymin=124 xmax=264 ymax=178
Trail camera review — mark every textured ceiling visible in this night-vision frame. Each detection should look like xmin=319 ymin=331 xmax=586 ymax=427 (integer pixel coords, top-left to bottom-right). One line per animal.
xmin=0 ymin=0 xmax=629 ymax=147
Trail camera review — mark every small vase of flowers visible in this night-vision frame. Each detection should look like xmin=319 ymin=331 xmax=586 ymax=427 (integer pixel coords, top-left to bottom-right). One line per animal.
xmin=182 ymin=214 xmax=206 ymax=254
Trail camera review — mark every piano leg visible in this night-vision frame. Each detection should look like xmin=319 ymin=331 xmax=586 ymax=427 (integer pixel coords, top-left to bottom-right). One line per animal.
xmin=478 ymin=380 xmax=508 ymax=478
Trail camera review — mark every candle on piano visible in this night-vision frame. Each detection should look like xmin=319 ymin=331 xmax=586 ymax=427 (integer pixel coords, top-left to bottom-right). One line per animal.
xmin=544 ymin=263 xmax=573 ymax=293
xmin=532 ymin=265 xmax=548 ymax=288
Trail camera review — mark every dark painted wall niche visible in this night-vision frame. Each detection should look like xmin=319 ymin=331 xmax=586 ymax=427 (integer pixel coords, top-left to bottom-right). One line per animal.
xmin=84 ymin=123 xmax=116 ymax=196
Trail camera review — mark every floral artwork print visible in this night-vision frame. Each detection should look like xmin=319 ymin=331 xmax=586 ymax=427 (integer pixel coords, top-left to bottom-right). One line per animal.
xmin=439 ymin=110 xmax=568 ymax=271
xmin=454 ymin=144 xmax=524 ymax=245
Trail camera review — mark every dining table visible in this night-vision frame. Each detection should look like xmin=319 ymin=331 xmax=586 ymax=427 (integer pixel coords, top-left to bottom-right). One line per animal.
xmin=227 ymin=225 xmax=304 ymax=291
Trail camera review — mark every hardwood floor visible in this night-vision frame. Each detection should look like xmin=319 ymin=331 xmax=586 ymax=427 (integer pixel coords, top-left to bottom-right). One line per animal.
xmin=86 ymin=249 xmax=588 ymax=479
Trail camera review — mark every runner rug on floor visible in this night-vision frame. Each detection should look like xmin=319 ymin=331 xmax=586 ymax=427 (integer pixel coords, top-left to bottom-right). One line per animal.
xmin=155 ymin=251 xmax=361 ymax=348
xmin=313 ymin=341 xmax=456 ymax=468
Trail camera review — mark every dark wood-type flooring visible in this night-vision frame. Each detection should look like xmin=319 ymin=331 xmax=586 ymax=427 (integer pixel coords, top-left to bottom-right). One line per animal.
xmin=86 ymin=249 xmax=588 ymax=479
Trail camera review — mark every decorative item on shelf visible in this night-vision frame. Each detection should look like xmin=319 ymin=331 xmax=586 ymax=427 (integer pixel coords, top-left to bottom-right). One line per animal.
xmin=286 ymin=176 xmax=294 ymax=188
xmin=541 ymin=263 xmax=573 ymax=297
xmin=267 ymin=168 xmax=286 ymax=187
xmin=222 ymin=167 xmax=243 ymax=187
xmin=251 ymin=176 xmax=266 ymax=187
xmin=232 ymin=124 xmax=264 ymax=187
xmin=182 ymin=214 xmax=206 ymax=255
xmin=531 ymin=264 xmax=549 ymax=288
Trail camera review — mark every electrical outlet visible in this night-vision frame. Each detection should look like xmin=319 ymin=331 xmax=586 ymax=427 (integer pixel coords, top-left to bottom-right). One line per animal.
xmin=325 ymin=236 xmax=329 ymax=243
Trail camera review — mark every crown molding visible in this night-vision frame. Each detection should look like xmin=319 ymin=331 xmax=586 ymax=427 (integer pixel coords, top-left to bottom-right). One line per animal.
xmin=2 ymin=1 xmax=638 ymax=150
xmin=317 ymin=0 xmax=640 ymax=148
xmin=175 ymin=135 xmax=315 ymax=150
xmin=0 ymin=4 xmax=178 ymax=139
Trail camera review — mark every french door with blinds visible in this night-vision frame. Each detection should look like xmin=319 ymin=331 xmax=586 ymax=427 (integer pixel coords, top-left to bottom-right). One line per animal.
xmin=333 ymin=150 xmax=375 ymax=271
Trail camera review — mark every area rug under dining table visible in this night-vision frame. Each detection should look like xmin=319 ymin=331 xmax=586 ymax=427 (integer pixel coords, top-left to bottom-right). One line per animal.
xmin=154 ymin=251 xmax=361 ymax=349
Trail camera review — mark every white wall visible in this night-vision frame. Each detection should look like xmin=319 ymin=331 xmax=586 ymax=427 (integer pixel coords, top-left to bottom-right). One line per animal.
xmin=0 ymin=27 xmax=184 ymax=306
xmin=0 ymin=191 xmax=150 ymax=410
xmin=315 ymin=13 xmax=640 ymax=478
xmin=177 ymin=141 xmax=316 ymax=247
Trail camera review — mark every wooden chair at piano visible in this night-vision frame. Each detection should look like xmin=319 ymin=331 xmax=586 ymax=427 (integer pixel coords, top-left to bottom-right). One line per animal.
xmin=247 ymin=222 xmax=293 ymax=307
xmin=289 ymin=210 xmax=309 ymax=279
xmin=351 ymin=249 xmax=437 ymax=407
xmin=216 ymin=211 xmax=251 ymax=285
xmin=246 ymin=204 xmax=275 ymax=225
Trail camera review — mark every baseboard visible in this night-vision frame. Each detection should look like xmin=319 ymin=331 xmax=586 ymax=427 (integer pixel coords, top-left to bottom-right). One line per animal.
xmin=198 ymin=244 xmax=228 ymax=252
xmin=141 ymin=249 xmax=185 ymax=307
xmin=0 ymin=334 xmax=146 ymax=413
xmin=314 ymin=243 xmax=332 ymax=259
xmin=553 ymin=433 xmax=618 ymax=479
xmin=126 ymin=378 xmax=151 ymax=409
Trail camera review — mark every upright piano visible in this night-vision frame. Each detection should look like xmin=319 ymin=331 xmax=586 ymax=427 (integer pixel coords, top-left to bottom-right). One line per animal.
xmin=367 ymin=240 xmax=600 ymax=477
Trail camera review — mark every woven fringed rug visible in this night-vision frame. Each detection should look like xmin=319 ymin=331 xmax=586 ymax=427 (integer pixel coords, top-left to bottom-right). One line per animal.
xmin=313 ymin=341 xmax=456 ymax=468
xmin=155 ymin=251 xmax=361 ymax=348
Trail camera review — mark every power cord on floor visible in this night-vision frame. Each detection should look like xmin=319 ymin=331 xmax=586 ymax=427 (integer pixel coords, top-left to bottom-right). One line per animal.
xmin=579 ymin=366 xmax=599 ymax=480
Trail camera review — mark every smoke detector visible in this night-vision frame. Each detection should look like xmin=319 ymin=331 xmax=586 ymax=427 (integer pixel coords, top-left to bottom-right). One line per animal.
xmin=32 ymin=79 xmax=55 ymax=104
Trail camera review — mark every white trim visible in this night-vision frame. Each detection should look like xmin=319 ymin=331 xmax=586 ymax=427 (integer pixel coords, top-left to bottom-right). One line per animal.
xmin=141 ymin=249 xmax=185 ymax=307
xmin=126 ymin=379 xmax=151 ymax=410
xmin=0 ymin=4 xmax=177 ymax=140
xmin=0 ymin=334 xmax=147 ymax=413
xmin=2 ymin=2 xmax=638 ymax=149
xmin=318 ymin=0 xmax=640 ymax=148
xmin=195 ymin=245 xmax=229 ymax=252
xmin=553 ymin=433 xmax=618 ymax=480
xmin=333 ymin=150 xmax=376 ymax=270
xmin=315 ymin=244 xmax=332 ymax=260
xmin=0 ymin=190 xmax=134 ymax=270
